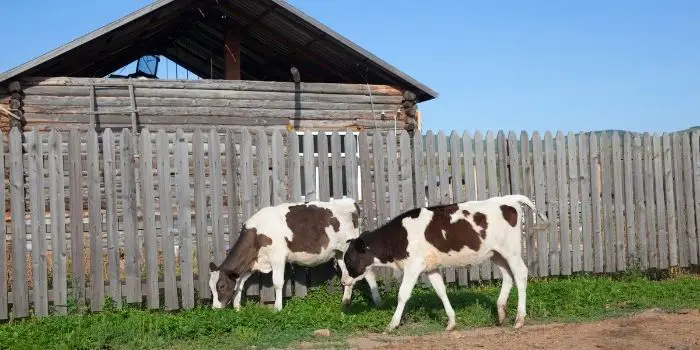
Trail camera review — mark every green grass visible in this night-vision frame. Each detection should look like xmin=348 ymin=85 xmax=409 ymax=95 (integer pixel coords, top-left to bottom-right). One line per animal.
xmin=1 ymin=273 xmax=699 ymax=350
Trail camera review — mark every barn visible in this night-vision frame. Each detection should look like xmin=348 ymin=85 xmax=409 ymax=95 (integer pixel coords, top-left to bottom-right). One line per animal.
xmin=0 ymin=0 xmax=437 ymax=135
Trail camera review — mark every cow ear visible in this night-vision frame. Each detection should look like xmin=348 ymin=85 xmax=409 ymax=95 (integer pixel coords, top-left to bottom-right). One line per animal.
xmin=209 ymin=262 xmax=219 ymax=272
xmin=356 ymin=238 xmax=370 ymax=252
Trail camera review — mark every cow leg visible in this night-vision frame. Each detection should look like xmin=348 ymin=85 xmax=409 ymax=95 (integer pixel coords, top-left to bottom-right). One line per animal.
xmin=363 ymin=268 xmax=383 ymax=306
xmin=501 ymin=253 xmax=528 ymax=328
xmin=426 ymin=270 xmax=456 ymax=331
xmin=387 ymin=265 xmax=422 ymax=332
xmin=491 ymin=252 xmax=515 ymax=325
xmin=334 ymin=253 xmax=355 ymax=307
xmin=233 ymin=272 xmax=253 ymax=311
xmin=272 ymin=261 xmax=286 ymax=311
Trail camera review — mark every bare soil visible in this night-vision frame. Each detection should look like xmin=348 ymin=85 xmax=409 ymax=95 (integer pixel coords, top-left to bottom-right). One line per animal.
xmin=344 ymin=309 xmax=700 ymax=350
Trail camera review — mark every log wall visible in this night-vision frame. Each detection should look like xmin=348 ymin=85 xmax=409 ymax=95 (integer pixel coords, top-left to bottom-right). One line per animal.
xmin=0 ymin=77 xmax=410 ymax=132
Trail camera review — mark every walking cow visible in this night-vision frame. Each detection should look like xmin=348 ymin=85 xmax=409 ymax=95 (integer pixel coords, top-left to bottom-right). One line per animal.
xmin=209 ymin=198 xmax=382 ymax=311
xmin=340 ymin=194 xmax=549 ymax=332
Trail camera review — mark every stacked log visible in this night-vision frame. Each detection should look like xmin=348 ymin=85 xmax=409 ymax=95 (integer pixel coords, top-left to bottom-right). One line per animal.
xmin=0 ymin=81 xmax=27 ymax=132
xmin=16 ymin=77 xmax=408 ymax=132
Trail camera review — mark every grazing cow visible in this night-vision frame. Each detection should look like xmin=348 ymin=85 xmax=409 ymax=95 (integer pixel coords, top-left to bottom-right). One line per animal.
xmin=208 ymin=198 xmax=382 ymax=311
xmin=340 ymin=194 xmax=549 ymax=332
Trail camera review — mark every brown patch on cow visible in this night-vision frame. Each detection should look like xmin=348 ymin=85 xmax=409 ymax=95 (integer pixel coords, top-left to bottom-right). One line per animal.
xmin=285 ymin=204 xmax=339 ymax=254
xmin=473 ymin=212 xmax=488 ymax=239
xmin=219 ymin=227 xmax=272 ymax=276
xmin=501 ymin=204 xmax=518 ymax=227
xmin=424 ymin=204 xmax=482 ymax=253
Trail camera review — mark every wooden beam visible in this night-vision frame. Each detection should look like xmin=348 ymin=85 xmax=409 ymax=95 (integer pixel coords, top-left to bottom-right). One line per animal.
xmin=224 ymin=26 xmax=241 ymax=80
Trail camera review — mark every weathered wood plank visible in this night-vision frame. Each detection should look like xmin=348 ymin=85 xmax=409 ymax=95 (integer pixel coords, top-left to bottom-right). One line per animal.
xmin=69 ymin=128 xmax=86 ymax=307
xmin=399 ymin=131 xmax=414 ymax=212
xmin=543 ymin=131 xmax=559 ymax=276
xmin=158 ymin=130 xmax=178 ymax=311
xmin=28 ymin=130 xmax=49 ymax=317
xmin=485 ymin=131 xmax=498 ymax=279
xmin=437 ymin=131 xmax=455 ymax=282
xmin=497 ymin=131 xmax=511 ymax=196
xmin=139 ymin=129 xmax=158 ymax=309
xmin=567 ymin=132 xmax=581 ymax=272
xmin=413 ymin=133 xmax=426 ymax=210
xmin=519 ymin=131 xmax=537 ymax=274
xmin=589 ymin=133 xmax=603 ymax=273
xmin=271 ymin=130 xmax=286 ymax=206
xmin=176 ymin=129 xmax=195 ymax=309
xmin=317 ymin=131 xmax=331 ymax=202
xmin=9 ymin=128 xmax=29 ymax=317
xmin=287 ymin=130 xmax=304 ymax=297
xmin=578 ymin=133 xmax=593 ymax=272
xmin=600 ymin=133 xmax=615 ymax=273
xmin=462 ymin=132 xmax=480 ymax=281
xmin=193 ymin=129 xmax=210 ymax=299
xmin=693 ymin=131 xmax=700 ymax=265
xmin=120 ymin=129 xmax=141 ymax=303
xmin=473 ymin=131 xmax=488 ymax=280
xmin=611 ymin=133 xmax=625 ymax=271
xmin=102 ymin=129 xmax=121 ymax=308
xmin=623 ymin=133 xmax=636 ymax=267
xmin=331 ymin=132 xmax=343 ymax=199
xmin=225 ymin=130 xmax=241 ymax=250
xmin=645 ymin=133 xmax=659 ymax=268
xmin=87 ymin=129 xmax=104 ymax=312
xmin=672 ymin=133 xmax=688 ymax=268
xmin=507 ymin=132 xmax=524 ymax=258
xmin=688 ymin=132 xmax=700 ymax=265
xmin=532 ymin=132 xmax=548 ymax=276
xmin=653 ymin=133 xmax=666 ymax=269
xmin=450 ymin=132 xmax=465 ymax=285
xmin=256 ymin=129 xmax=274 ymax=303
xmin=0 ymin=131 xmax=6 ymax=319
xmin=663 ymin=134 xmax=678 ymax=267
xmin=296 ymin=131 xmax=315 ymax=297
xmin=632 ymin=133 xmax=648 ymax=268
xmin=209 ymin=129 xmax=225 ymax=266
xmin=555 ymin=131 xmax=571 ymax=275
xmin=240 ymin=128 xmax=259 ymax=297
xmin=373 ymin=132 xmax=388 ymax=226
xmin=386 ymin=131 xmax=400 ymax=218
xmin=344 ymin=131 xmax=359 ymax=200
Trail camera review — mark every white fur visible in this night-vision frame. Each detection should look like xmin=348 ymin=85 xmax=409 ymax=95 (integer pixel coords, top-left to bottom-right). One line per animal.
xmin=212 ymin=197 xmax=382 ymax=311
xmin=342 ymin=194 xmax=548 ymax=332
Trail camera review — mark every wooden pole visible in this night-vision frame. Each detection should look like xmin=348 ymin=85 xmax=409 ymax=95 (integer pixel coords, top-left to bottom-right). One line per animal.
xmin=224 ymin=26 xmax=241 ymax=80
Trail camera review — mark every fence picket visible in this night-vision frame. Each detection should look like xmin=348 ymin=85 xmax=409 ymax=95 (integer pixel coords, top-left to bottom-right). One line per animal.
xmin=9 ymin=128 xmax=28 ymax=317
xmin=372 ymin=132 xmax=390 ymax=280
xmin=399 ymin=131 xmax=414 ymax=212
xmin=225 ymin=130 xmax=240 ymax=256
xmin=103 ymin=129 xmax=121 ymax=308
xmin=0 ymin=131 xmax=6 ymax=319
xmin=518 ymin=131 xmax=537 ymax=274
xmin=209 ymin=129 xmax=225 ymax=267
xmin=672 ymin=133 xmax=687 ymax=268
xmin=387 ymin=131 xmax=400 ymax=218
xmin=589 ymin=133 xmax=603 ymax=273
xmin=413 ymin=133 xmax=426 ymax=210
xmin=318 ymin=132 xmax=331 ymax=202
xmin=28 ymin=130 xmax=49 ymax=317
xmin=193 ymin=129 xmax=210 ymax=298
xmin=532 ymin=132 xmax=548 ymax=276
xmin=497 ymin=131 xmax=511 ymax=196
xmin=450 ymin=131 xmax=467 ymax=284
xmin=120 ymin=129 xmax=140 ymax=303
xmin=331 ymin=132 xmax=343 ymax=199
xmin=578 ymin=133 xmax=593 ymax=272
xmin=425 ymin=131 xmax=437 ymax=207
xmin=271 ymin=130 xmax=292 ymax=297
xmin=256 ymin=129 xmax=273 ymax=300
xmin=139 ymin=130 xmax=158 ymax=309
xmin=87 ymin=129 xmax=104 ymax=311
xmin=295 ymin=131 xmax=314 ymax=297
xmin=682 ymin=132 xmax=697 ymax=265
xmin=344 ymin=131 xmax=359 ymax=200
xmin=623 ymin=133 xmax=636 ymax=267
xmin=462 ymin=132 xmax=480 ymax=281
xmin=176 ymin=129 xmax=195 ymax=309
xmin=600 ymin=133 xmax=615 ymax=273
xmin=693 ymin=131 xmax=700 ymax=263
xmin=660 ymin=134 xmax=674 ymax=268
xmin=567 ymin=132 xmax=581 ymax=272
xmin=287 ymin=130 xmax=305 ymax=297
xmin=544 ymin=131 xmax=559 ymax=275
xmin=646 ymin=133 xmax=660 ymax=268
xmin=69 ymin=128 xmax=86 ymax=307
xmin=158 ymin=130 xmax=178 ymax=310
xmin=556 ymin=131 xmax=571 ymax=275
xmin=632 ymin=133 xmax=648 ymax=268
xmin=506 ymin=132 xmax=523 ymax=256
xmin=612 ymin=133 xmax=625 ymax=271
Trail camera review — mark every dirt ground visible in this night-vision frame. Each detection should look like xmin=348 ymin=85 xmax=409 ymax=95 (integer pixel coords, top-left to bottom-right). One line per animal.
xmin=343 ymin=309 xmax=700 ymax=350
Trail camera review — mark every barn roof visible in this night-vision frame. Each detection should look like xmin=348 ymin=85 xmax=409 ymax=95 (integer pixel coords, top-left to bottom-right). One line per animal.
xmin=0 ymin=0 xmax=438 ymax=102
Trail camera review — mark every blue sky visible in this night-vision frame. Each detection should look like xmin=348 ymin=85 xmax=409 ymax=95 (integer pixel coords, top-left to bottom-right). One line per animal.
xmin=1 ymin=0 xmax=699 ymax=134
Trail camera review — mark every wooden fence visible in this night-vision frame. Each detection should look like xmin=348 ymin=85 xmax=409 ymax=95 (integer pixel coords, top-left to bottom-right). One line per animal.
xmin=1 ymin=126 xmax=699 ymax=319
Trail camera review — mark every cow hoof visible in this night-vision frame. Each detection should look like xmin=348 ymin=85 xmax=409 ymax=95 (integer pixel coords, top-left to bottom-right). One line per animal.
xmin=341 ymin=299 xmax=351 ymax=308
xmin=445 ymin=322 xmax=456 ymax=331
xmin=514 ymin=318 xmax=525 ymax=329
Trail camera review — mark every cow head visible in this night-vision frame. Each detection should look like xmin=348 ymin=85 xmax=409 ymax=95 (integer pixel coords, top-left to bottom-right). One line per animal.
xmin=208 ymin=262 xmax=238 ymax=309
xmin=340 ymin=234 xmax=375 ymax=286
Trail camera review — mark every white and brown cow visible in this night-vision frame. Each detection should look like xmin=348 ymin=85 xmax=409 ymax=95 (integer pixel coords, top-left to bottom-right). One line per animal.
xmin=208 ymin=197 xmax=382 ymax=311
xmin=340 ymin=194 xmax=549 ymax=332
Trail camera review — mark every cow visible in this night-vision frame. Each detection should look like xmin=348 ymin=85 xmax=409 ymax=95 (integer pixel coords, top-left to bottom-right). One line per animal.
xmin=208 ymin=197 xmax=382 ymax=311
xmin=340 ymin=194 xmax=549 ymax=332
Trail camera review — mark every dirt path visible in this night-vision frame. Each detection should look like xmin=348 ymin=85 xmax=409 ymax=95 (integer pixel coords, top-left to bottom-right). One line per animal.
xmin=344 ymin=309 xmax=700 ymax=350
